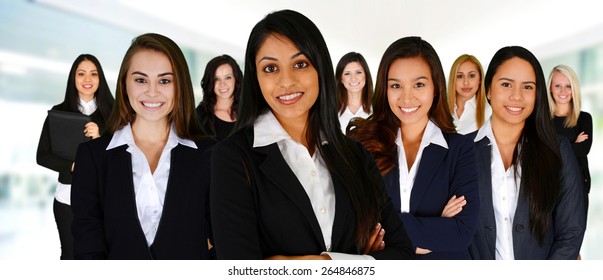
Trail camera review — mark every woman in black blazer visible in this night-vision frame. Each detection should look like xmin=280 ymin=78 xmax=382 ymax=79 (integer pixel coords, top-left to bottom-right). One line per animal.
xmin=71 ymin=33 xmax=214 ymax=259
xmin=469 ymin=46 xmax=585 ymax=259
xmin=210 ymin=9 xmax=414 ymax=260
xmin=36 ymin=54 xmax=114 ymax=259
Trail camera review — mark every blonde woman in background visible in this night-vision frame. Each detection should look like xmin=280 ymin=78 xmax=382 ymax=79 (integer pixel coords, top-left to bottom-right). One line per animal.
xmin=447 ymin=54 xmax=491 ymax=134
xmin=547 ymin=64 xmax=592 ymax=217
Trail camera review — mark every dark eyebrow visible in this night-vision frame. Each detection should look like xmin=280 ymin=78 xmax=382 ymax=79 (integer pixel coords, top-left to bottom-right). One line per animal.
xmin=414 ymin=76 xmax=428 ymax=81
xmin=131 ymin=71 xmax=148 ymax=77
xmin=258 ymin=52 xmax=304 ymax=63
xmin=131 ymin=71 xmax=173 ymax=77
xmin=498 ymin=77 xmax=536 ymax=85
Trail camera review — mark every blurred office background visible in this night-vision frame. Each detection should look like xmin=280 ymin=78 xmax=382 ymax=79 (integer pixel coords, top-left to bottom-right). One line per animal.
xmin=1 ymin=0 xmax=602 ymax=259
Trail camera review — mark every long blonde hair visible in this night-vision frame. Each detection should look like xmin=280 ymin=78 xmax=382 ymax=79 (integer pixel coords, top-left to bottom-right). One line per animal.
xmin=547 ymin=64 xmax=582 ymax=127
xmin=447 ymin=54 xmax=487 ymax=129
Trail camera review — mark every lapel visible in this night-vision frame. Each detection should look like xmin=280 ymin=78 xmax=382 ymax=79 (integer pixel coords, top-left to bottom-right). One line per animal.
xmin=330 ymin=174 xmax=352 ymax=251
xmin=383 ymin=165 xmax=402 ymax=211
xmin=252 ymin=136 xmax=326 ymax=249
xmin=105 ymin=144 xmax=139 ymax=222
xmin=411 ymin=143 xmax=447 ymax=212
xmin=475 ymin=137 xmax=497 ymax=257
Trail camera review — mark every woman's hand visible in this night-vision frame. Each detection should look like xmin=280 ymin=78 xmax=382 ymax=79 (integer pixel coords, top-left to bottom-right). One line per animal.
xmin=265 ymin=255 xmax=331 ymax=260
xmin=576 ymin=131 xmax=588 ymax=143
xmin=441 ymin=195 xmax=466 ymax=218
xmin=416 ymin=247 xmax=432 ymax=254
xmin=84 ymin=121 xmax=101 ymax=139
xmin=362 ymin=223 xmax=385 ymax=254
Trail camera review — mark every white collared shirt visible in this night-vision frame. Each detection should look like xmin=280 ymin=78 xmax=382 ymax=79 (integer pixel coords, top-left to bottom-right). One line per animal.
xmin=453 ymin=96 xmax=492 ymax=135
xmin=55 ymin=98 xmax=98 ymax=205
xmin=107 ymin=123 xmax=197 ymax=246
xmin=254 ymin=112 xmax=335 ymax=251
xmin=254 ymin=111 xmax=373 ymax=260
xmin=396 ymin=121 xmax=448 ymax=213
xmin=338 ymin=106 xmax=371 ymax=133
xmin=474 ymin=120 xmax=521 ymax=260
xmin=78 ymin=97 xmax=98 ymax=116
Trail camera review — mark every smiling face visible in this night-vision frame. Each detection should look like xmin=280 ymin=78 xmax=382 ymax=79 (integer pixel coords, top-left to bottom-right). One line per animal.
xmin=75 ymin=60 xmax=99 ymax=102
xmin=455 ymin=61 xmax=480 ymax=100
xmin=213 ymin=63 xmax=235 ymax=100
xmin=487 ymin=57 xmax=536 ymax=129
xmin=341 ymin=61 xmax=366 ymax=94
xmin=126 ymin=49 xmax=175 ymax=126
xmin=255 ymin=33 xmax=319 ymax=126
xmin=387 ymin=57 xmax=434 ymax=131
xmin=550 ymin=71 xmax=573 ymax=105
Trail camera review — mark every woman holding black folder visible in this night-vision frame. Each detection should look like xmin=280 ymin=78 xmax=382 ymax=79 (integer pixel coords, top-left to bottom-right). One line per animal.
xmin=36 ymin=54 xmax=114 ymax=260
xmin=71 ymin=33 xmax=214 ymax=259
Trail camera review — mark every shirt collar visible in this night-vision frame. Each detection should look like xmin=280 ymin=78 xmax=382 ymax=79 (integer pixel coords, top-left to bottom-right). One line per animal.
xmin=107 ymin=122 xmax=197 ymax=150
xmin=453 ymin=96 xmax=477 ymax=111
xmin=474 ymin=119 xmax=493 ymax=144
xmin=253 ymin=111 xmax=293 ymax=148
xmin=78 ymin=97 xmax=97 ymax=115
xmin=396 ymin=120 xmax=448 ymax=149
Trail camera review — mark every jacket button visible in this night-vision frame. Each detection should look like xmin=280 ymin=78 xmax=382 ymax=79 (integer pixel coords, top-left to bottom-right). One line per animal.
xmin=515 ymin=224 xmax=524 ymax=232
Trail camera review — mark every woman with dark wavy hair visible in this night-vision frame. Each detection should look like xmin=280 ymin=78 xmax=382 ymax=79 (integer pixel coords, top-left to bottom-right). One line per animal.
xmin=348 ymin=36 xmax=479 ymax=259
xmin=210 ymin=9 xmax=413 ymax=260
xmin=469 ymin=46 xmax=585 ymax=259
xmin=195 ymin=54 xmax=242 ymax=141
xmin=36 ymin=53 xmax=114 ymax=259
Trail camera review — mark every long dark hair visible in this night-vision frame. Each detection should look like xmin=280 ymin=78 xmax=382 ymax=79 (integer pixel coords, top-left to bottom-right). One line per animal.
xmin=58 ymin=54 xmax=114 ymax=121
xmin=236 ymin=9 xmax=383 ymax=247
xmin=335 ymin=52 xmax=374 ymax=115
xmin=197 ymin=54 xmax=243 ymax=136
xmin=348 ymin=36 xmax=454 ymax=174
xmin=484 ymin=46 xmax=561 ymax=245
xmin=106 ymin=33 xmax=203 ymax=140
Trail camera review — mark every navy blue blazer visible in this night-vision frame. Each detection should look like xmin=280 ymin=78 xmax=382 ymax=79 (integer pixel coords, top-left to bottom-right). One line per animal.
xmin=383 ymin=132 xmax=479 ymax=259
xmin=469 ymin=135 xmax=586 ymax=259
xmin=71 ymin=134 xmax=215 ymax=259
xmin=210 ymin=126 xmax=415 ymax=260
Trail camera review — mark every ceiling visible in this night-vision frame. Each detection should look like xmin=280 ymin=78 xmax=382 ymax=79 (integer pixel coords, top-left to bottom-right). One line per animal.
xmin=36 ymin=0 xmax=603 ymax=73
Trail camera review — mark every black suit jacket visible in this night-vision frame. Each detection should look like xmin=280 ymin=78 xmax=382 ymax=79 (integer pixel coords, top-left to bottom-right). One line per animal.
xmin=210 ymin=126 xmax=414 ymax=260
xmin=37 ymin=104 xmax=106 ymax=184
xmin=469 ymin=135 xmax=586 ymax=259
xmin=71 ymin=134 xmax=215 ymax=259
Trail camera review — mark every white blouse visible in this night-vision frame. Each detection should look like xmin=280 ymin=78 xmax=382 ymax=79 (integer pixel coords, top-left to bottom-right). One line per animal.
xmin=396 ymin=121 xmax=448 ymax=213
xmin=253 ymin=111 xmax=373 ymax=260
xmin=106 ymin=123 xmax=197 ymax=246
xmin=453 ymin=96 xmax=492 ymax=135
xmin=475 ymin=120 xmax=521 ymax=260
xmin=338 ymin=106 xmax=371 ymax=133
